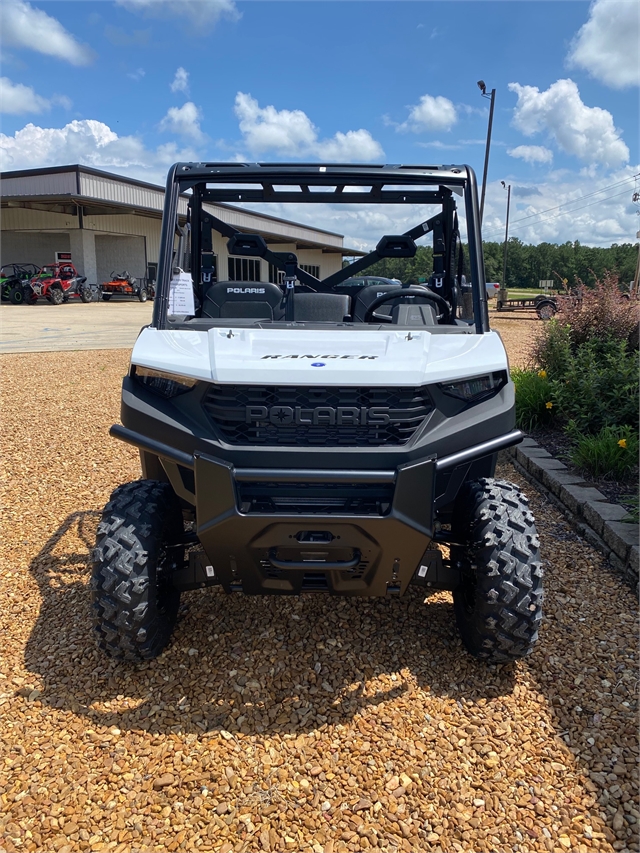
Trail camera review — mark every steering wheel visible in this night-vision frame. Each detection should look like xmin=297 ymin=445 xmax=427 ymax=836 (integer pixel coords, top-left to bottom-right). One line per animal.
xmin=363 ymin=286 xmax=452 ymax=324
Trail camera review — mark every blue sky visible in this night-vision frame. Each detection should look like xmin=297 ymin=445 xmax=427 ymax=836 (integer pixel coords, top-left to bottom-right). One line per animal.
xmin=1 ymin=0 xmax=638 ymax=247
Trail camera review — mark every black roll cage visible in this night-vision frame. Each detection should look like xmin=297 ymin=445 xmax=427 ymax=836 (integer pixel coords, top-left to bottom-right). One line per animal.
xmin=152 ymin=163 xmax=490 ymax=334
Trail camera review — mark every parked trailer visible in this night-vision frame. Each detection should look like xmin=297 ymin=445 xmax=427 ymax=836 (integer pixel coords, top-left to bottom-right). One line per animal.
xmin=496 ymin=291 xmax=558 ymax=320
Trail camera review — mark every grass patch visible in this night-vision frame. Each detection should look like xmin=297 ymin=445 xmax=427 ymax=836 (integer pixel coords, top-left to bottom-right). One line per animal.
xmin=511 ymin=369 xmax=555 ymax=431
xmin=566 ymin=424 xmax=639 ymax=480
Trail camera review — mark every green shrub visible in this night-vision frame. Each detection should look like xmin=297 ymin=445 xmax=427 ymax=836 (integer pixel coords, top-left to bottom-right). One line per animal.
xmin=550 ymin=339 xmax=639 ymax=434
xmin=529 ymin=319 xmax=573 ymax=376
xmin=567 ymin=423 xmax=639 ymax=480
xmin=511 ymin=369 xmax=555 ymax=431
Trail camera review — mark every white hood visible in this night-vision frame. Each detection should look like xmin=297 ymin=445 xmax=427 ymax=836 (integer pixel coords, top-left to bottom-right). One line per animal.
xmin=131 ymin=327 xmax=509 ymax=386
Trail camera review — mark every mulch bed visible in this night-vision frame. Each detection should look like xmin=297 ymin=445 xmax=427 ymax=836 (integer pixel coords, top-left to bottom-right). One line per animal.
xmin=530 ymin=428 xmax=638 ymax=516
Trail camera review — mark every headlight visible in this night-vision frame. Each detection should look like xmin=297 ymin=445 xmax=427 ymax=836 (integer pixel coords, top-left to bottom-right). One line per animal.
xmin=133 ymin=366 xmax=198 ymax=398
xmin=439 ymin=371 xmax=507 ymax=404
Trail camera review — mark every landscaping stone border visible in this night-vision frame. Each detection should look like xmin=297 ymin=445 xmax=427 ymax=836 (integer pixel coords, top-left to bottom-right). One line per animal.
xmin=505 ymin=437 xmax=639 ymax=590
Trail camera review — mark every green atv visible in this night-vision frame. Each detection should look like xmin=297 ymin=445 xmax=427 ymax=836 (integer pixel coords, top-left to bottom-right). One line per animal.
xmin=0 ymin=263 xmax=41 ymax=305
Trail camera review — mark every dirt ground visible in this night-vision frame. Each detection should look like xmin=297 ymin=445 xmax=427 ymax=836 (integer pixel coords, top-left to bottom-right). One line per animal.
xmin=488 ymin=307 xmax=539 ymax=369
xmin=1 ymin=322 xmax=638 ymax=853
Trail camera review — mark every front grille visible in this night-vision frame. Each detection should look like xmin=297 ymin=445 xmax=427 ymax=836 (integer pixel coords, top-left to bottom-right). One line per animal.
xmin=202 ymin=384 xmax=432 ymax=446
xmin=236 ymin=481 xmax=394 ymax=515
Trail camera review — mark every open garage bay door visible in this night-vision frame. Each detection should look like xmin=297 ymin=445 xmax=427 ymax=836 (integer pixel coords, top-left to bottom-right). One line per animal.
xmin=95 ymin=235 xmax=146 ymax=285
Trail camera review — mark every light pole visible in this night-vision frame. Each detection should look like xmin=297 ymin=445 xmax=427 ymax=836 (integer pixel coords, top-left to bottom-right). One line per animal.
xmin=477 ymin=80 xmax=496 ymax=226
xmin=500 ymin=180 xmax=511 ymax=304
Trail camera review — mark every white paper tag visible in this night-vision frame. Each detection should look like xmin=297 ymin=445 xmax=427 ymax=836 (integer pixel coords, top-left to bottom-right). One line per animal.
xmin=168 ymin=270 xmax=195 ymax=316
xmin=418 ymin=565 xmax=428 ymax=578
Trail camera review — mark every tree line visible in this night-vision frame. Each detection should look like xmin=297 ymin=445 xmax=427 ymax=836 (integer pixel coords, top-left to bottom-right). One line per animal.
xmin=363 ymin=240 xmax=638 ymax=288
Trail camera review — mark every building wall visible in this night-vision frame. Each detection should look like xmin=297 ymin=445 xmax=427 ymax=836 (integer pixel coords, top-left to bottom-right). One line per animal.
xmin=298 ymin=250 xmax=342 ymax=278
xmin=1 ymin=171 xmax=76 ymax=197
xmin=1 ymin=206 xmax=78 ymax=232
xmin=95 ymin=235 xmax=146 ymax=282
xmin=1 ymin=232 xmax=71 ymax=267
xmin=83 ymin=213 xmax=161 ymax=264
xmin=79 ymin=172 xmax=189 ymax=218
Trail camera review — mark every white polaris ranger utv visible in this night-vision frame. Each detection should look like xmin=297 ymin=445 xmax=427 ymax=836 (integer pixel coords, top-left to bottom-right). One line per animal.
xmin=92 ymin=163 xmax=543 ymax=663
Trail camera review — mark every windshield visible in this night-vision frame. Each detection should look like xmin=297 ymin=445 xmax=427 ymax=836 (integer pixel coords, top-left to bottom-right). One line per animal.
xmin=152 ymin=163 xmax=489 ymax=334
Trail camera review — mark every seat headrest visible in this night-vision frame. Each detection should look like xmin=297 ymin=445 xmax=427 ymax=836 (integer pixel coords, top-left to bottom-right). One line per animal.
xmin=293 ymin=292 xmax=350 ymax=322
xmin=353 ymin=283 xmax=404 ymax=322
xmin=202 ymin=280 xmax=285 ymax=319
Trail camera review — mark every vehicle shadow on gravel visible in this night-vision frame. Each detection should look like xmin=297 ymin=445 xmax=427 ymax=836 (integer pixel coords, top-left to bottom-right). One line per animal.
xmin=24 ymin=510 xmax=516 ymax=736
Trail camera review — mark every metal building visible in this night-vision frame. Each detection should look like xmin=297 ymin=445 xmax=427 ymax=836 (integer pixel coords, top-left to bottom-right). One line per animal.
xmin=0 ymin=165 xmax=358 ymax=286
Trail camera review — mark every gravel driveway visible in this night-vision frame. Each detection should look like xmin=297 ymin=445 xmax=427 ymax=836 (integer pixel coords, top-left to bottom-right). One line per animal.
xmin=1 ymin=348 xmax=637 ymax=853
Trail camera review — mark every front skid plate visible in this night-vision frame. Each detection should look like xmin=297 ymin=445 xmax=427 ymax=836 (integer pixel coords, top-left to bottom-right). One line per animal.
xmin=194 ymin=452 xmax=435 ymax=596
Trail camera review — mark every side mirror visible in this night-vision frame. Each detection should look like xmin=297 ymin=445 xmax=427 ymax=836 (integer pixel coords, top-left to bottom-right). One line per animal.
xmin=227 ymin=233 xmax=268 ymax=257
xmin=376 ymin=234 xmax=417 ymax=258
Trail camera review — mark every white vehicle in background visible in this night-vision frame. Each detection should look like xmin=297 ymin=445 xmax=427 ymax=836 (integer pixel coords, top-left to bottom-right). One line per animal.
xmin=486 ymin=282 xmax=501 ymax=298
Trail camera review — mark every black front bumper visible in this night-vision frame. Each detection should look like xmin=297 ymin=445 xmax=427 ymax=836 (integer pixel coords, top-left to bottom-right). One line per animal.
xmin=192 ymin=451 xmax=434 ymax=596
xmin=110 ymin=423 xmax=522 ymax=596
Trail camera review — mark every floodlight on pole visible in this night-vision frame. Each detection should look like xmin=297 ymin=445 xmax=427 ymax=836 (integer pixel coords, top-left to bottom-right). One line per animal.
xmin=478 ymin=81 xmax=496 ymax=226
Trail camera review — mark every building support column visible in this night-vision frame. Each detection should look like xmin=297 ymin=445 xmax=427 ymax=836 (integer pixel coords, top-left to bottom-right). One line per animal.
xmin=69 ymin=229 xmax=97 ymax=283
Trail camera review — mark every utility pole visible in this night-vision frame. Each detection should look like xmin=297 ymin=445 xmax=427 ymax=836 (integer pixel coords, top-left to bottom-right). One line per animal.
xmin=500 ymin=181 xmax=511 ymax=304
xmin=477 ymin=81 xmax=496 ymax=226
xmin=633 ymin=229 xmax=640 ymax=297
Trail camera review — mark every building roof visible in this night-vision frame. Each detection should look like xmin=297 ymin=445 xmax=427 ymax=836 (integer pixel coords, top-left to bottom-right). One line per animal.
xmin=0 ymin=164 xmax=364 ymax=255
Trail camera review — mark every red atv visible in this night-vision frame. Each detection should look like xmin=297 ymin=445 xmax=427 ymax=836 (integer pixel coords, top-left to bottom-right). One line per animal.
xmin=28 ymin=262 xmax=92 ymax=305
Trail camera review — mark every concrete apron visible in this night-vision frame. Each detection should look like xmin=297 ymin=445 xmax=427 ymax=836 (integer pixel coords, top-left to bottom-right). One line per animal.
xmin=0 ymin=301 xmax=153 ymax=353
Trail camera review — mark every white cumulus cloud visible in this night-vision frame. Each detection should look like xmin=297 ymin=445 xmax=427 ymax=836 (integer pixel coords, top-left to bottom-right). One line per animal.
xmin=315 ymin=130 xmax=384 ymax=162
xmin=116 ymin=0 xmax=239 ymax=30
xmin=233 ymin=92 xmax=383 ymax=161
xmin=397 ymin=94 xmax=457 ymax=133
xmin=170 ymin=67 xmax=189 ymax=95
xmin=508 ymin=145 xmax=554 ymax=165
xmin=0 ymin=118 xmax=199 ymax=184
xmin=480 ymin=165 xmax=639 ymax=247
xmin=509 ymin=78 xmax=629 ymax=168
xmin=0 ymin=0 xmax=94 ymax=65
xmin=159 ymin=102 xmax=203 ymax=141
xmin=568 ymin=0 xmax=640 ymax=89
xmin=0 ymin=77 xmax=49 ymax=114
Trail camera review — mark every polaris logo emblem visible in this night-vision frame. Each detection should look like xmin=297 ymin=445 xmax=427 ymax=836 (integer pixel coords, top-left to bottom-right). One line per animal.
xmin=261 ymin=354 xmax=378 ymax=360
xmin=227 ymin=287 xmax=265 ymax=294
xmin=246 ymin=406 xmax=391 ymax=425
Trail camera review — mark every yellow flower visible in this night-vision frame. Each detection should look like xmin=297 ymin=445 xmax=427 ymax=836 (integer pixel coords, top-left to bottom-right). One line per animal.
xmin=538 ymin=369 xmax=547 ymax=378
xmin=545 ymin=401 xmax=553 ymax=410
xmin=618 ymin=438 xmax=627 ymax=449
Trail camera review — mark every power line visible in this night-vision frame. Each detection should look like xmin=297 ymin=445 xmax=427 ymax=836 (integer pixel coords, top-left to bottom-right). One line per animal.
xmin=483 ymin=177 xmax=637 ymax=238
xmin=482 ymin=174 xmax=639 ymax=239
xmin=484 ymin=188 xmax=634 ymax=239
